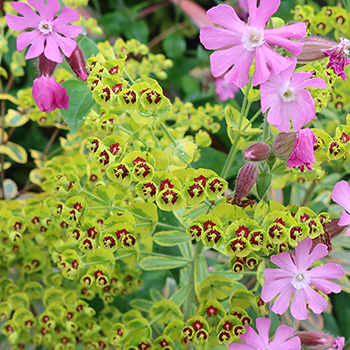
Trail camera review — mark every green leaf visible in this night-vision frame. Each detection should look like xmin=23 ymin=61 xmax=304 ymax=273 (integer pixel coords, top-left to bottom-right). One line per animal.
xmin=61 ymin=80 xmax=95 ymax=134
xmin=197 ymin=275 xmax=233 ymax=303
xmin=256 ymin=173 xmax=272 ymax=199
xmin=149 ymin=300 xmax=183 ymax=325
xmin=170 ymin=284 xmax=192 ymax=307
xmin=86 ymin=248 xmax=115 ymax=269
xmin=0 ymin=142 xmax=27 ymax=164
xmin=153 ymin=230 xmax=192 ymax=246
xmin=129 ymin=299 xmax=154 ymax=312
xmin=5 ymin=109 xmax=29 ymax=127
xmin=194 ymin=255 xmax=208 ymax=295
xmin=78 ymin=36 xmax=99 ymax=59
xmin=125 ymin=20 xmax=149 ymax=44
xmin=139 ymin=256 xmax=189 ymax=270
xmin=162 ymin=32 xmax=186 ymax=59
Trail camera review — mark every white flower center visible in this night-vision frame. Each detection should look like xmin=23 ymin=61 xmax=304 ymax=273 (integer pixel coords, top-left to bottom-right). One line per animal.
xmin=38 ymin=20 xmax=53 ymax=35
xmin=280 ymin=85 xmax=296 ymax=102
xmin=291 ymin=270 xmax=310 ymax=290
xmin=241 ymin=27 xmax=265 ymax=51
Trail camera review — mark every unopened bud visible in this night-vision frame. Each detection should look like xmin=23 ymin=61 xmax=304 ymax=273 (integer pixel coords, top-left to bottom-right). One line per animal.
xmin=244 ymin=143 xmax=271 ymax=161
xmin=297 ymin=36 xmax=335 ymax=63
xmin=295 ymin=331 xmax=344 ymax=350
xmin=273 ymin=132 xmax=296 ymax=159
xmin=38 ymin=54 xmax=58 ymax=77
xmin=234 ymin=162 xmax=258 ymax=200
xmin=65 ymin=45 xmax=88 ymax=81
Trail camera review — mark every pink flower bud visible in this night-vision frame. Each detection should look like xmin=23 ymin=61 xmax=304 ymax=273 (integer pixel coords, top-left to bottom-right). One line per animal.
xmin=295 ymin=331 xmax=344 ymax=350
xmin=38 ymin=54 xmax=58 ymax=77
xmin=273 ymin=132 xmax=296 ymax=159
xmin=244 ymin=142 xmax=271 ymax=161
xmin=286 ymin=128 xmax=316 ymax=172
xmin=297 ymin=36 xmax=335 ymax=63
xmin=65 ymin=45 xmax=88 ymax=81
xmin=32 ymin=76 xmax=69 ymax=113
xmin=233 ymin=162 xmax=258 ymax=200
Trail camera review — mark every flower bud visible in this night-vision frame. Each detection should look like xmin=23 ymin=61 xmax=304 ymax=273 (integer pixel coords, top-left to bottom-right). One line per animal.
xmin=244 ymin=142 xmax=271 ymax=161
xmin=38 ymin=54 xmax=58 ymax=77
xmin=273 ymin=132 xmax=296 ymax=159
xmin=297 ymin=36 xmax=335 ymax=63
xmin=295 ymin=331 xmax=344 ymax=350
xmin=65 ymin=45 xmax=88 ymax=81
xmin=233 ymin=162 xmax=258 ymax=200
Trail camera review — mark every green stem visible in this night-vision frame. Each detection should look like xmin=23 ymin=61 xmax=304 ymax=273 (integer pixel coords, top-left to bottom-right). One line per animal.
xmin=80 ymin=188 xmax=106 ymax=204
xmin=114 ymin=253 xmax=134 ymax=261
xmin=243 ymin=108 xmax=261 ymax=131
xmin=161 ymin=122 xmax=177 ymax=147
xmin=149 ymin=128 xmax=161 ymax=148
xmin=263 ymin=114 xmax=270 ymax=142
xmin=300 ymin=181 xmax=316 ymax=206
xmin=123 ymin=69 xmax=136 ymax=85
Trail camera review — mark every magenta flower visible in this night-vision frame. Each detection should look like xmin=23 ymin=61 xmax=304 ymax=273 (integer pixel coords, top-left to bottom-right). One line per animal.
xmin=229 ymin=317 xmax=301 ymax=350
xmin=261 ymin=237 xmax=344 ymax=320
xmin=260 ymin=58 xmax=327 ymax=132
xmin=32 ymin=76 xmax=69 ymax=112
xmin=332 ymin=181 xmax=350 ymax=237
xmin=286 ymin=128 xmax=316 ymax=171
xmin=214 ymin=76 xmax=239 ymax=101
xmin=199 ymin=1 xmax=306 ymax=88
xmin=323 ymin=38 xmax=350 ymax=81
xmin=5 ymin=0 xmax=82 ymax=63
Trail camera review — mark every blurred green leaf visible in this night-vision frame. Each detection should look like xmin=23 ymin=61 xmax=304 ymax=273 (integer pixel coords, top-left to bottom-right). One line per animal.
xmin=163 ymin=32 xmax=186 ymax=59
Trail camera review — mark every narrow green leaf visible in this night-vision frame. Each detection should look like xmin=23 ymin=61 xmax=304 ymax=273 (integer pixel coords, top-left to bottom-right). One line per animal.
xmin=139 ymin=256 xmax=189 ymax=270
xmin=153 ymin=230 xmax=192 ymax=246
xmin=129 ymin=299 xmax=154 ymax=312
xmin=194 ymin=255 xmax=208 ymax=295
xmin=61 ymin=80 xmax=95 ymax=134
xmin=170 ymin=284 xmax=192 ymax=306
xmin=256 ymin=173 xmax=272 ymax=199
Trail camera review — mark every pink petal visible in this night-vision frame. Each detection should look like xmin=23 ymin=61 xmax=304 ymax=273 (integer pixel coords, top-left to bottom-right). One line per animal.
xmin=44 ymin=34 xmax=63 ymax=63
xmin=229 ymin=344 xmax=255 ymax=350
xmin=54 ymin=24 xmax=82 ymax=38
xmin=268 ymin=325 xmax=294 ymax=349
xmin=270 ymin=251 xmax=298 ymax=273
xmin=10 ymin=2 xmax=40 ymax=23
xmin=223 ymin=48 xmax=255 ymax=88
xmin=339 ymin=209 xmax=350 ymax=226
xmin=54 ymin=32 xmax=78 ymax=57
xmin=28 ymin=0 xmax=60 ymax=21
xmin=267 ymin=102 xmax=288 ymax=131
xmin=244 ymin=326 xmax=265 ymax=348
xmin=303 ymin=284 xmax=328 ymax=314
xmin=264 ymin=33 xmax=304 ymax=55
xmin=346 ymin=227 xmax=350 ymax=236
xmin=305 ymin=242 xmax=329 ymax=266
xmin=264 ymin=23 xmax=306 ymax=40
xmin=270 ymin=284 xmax=294 ymax=315
xmin=273 ymin=337 xmax=301 ymax=350
xmin=332 ymin=181 xmax=350 ymax=213
xmin=252 ymin=46 xmax=270 ymax=86
xmin=5 ymin=14 xmax=38 ymax=31
xmin=311 ymin=278 xmax=342 ymax=294
xmin=256 ymin=318 xmax=271 ymax=347
xmin=299 ymin=76 xmax=328 ymax=89
xmin=261 ymin=277 xmax=292 ymax=303
xmin=260 ymin=45 xmax=295 ymax=76
xmin=248 ymin=0 xmax=280 ymax=29
xmin=309 ymin=263 xmax=345 ymax=280
xmin=17 ymin=30 xmax=41 ymax=51
xmin=264 ymin=267 xmax=294 ymax=282
xmin=293 ymin=238 xmax=313 ymax=269
xmin=260 ymin=87 xmax=280 ymax=114
xmin=289 ymin=71 xmax=313 ymax=88
xmin=289 ymin=90 xmax=316 ymax=131
xmin=206 ymin=4 xmax=246 ymax=32
xmin=53 ymin=7 xmax=80 ymax=25
xmin=25 ymin=33 xmax=45 ymax=59
xmin=290 ymin=289 xmax=308 ymax=320
xmin=200 ymin=26 xmax=242 ymax=50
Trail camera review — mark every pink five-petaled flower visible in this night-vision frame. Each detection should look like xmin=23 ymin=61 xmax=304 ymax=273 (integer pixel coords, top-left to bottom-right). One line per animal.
xmin=331 ymin=180 xmax=350 ymax=236
xmin=229 ymin=317 xmax=301 ymax=350
xmin=286 ymin=128 xmax=316 ymax=172
xmin=260 ymin=57 xmax=327 ymax=132
xmin=32 ymin=76 xmax=69 ymax=112
xmin=5 ymin=0 xmax=82 ymax=63
xmin=261 ymin=237 xmax=344 ymax=320
xmin=214 ymin=76 xmax=239 ymax=101
xmin=323 ymin=38 xmax=350 ymax=81
xmin=199 ymin=1 xmax=306 ymax=89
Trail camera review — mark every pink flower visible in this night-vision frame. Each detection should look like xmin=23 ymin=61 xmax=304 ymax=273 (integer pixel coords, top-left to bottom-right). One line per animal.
xmin=295 ymin=331 xmax=344 ymax=350
xmin=214 ymin=76 xmax=239 ymax=101
xmin=323 ymin=38 xmax=350 ymax=81
xmin=260 ymin=58 xmax=327 ymax=132
xmin=229 ymin=317 xmax=301 ymax=350
xmin=286 ymin=128 xmax=316 ymax=171
xmin=32 ymin=76 xmax=69 ymax=112
xmin=199 ymin=2 xmax=306 ymax=88
xmin=261 ymin=237 xmax=344 ymax=320
xmin=5 ymin=0 xmax=82 ymax=63
xmin=332 ymin=181 xmax=350 ymax=236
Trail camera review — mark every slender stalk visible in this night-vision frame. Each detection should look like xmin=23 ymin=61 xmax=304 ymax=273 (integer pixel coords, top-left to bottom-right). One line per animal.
xmin=262 ymin=113 xmax=270 ymax=142
xmin=161 ymin=122 xmax=177 ymax=147
xmin=123 ymin=69 xmax=136 ymax=85
xmin=41 ymin=128 xmax=60 ymax=160
xmin=243 ymin=108 xmax=261 ymax=131
xmin=149 ymin=128 xmax=161 ymax=148
xmin=300 ymin=181 xmax=316 ymax=206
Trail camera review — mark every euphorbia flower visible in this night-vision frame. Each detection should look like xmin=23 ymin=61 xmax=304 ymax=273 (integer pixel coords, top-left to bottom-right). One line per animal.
xmin=229 ymin=317 xmax=301 ymax=350
xmin=260 ymin=58 xmax=327 ymax=132
xmin=32 ymin=76 xmax=69 ymax=112
xmin=332 ymin=180 xmax=350 ymax=236
xmin=286 ymin=128 xmax=316 ymax=171
xmin=261 ymin=237 xmax=344 ymax=320
xmin=5 ymin=0 xmax=82 ymax=63
xmin=323 ymin=38 xmax=350 ymax=81
xmin=199 ymin=1 xmax=306 ymax=88
xmin=214 ymin=76 xmax=239 ymax=101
